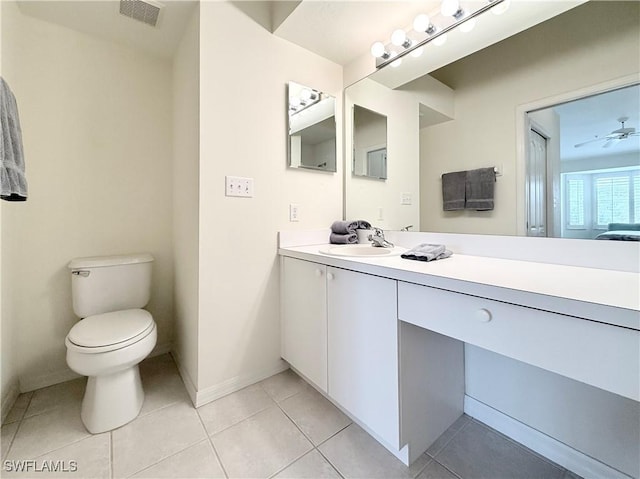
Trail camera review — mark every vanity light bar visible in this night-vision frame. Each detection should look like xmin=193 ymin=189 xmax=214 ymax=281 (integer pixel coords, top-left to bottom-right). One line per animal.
xmin=373 ymin=0 xmax=507 ymax=69
xmin=289 ymin=88 xmax=321 ymax=114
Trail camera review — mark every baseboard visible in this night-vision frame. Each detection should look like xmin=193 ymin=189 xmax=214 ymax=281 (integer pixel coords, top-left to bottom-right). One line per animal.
xmin=464 ymin=395 xmax=632 ymax=479
xmin=193 ymin=360 xmax=289 ymax=408
xmin=18 ymin=341 xmax=173 ymax=393
xmin=1 ymin=380 xmax=20 ymax=423
xmin=170 ymin=349 xmax=198 ymax=406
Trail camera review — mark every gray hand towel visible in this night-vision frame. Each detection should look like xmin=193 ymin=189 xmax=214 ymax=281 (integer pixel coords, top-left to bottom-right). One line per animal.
xmin=330 ymin=232 xmax=358 ymax=244
xmin=331 ymin=220 xmax=372 ymax=234
xmin=331 ymin=220 xmax=359 ymax=235
xmin=401 ymin=243 xmax=452 ymax=262
xmin=1 ymin=77 xmax=28 ymax=201
xmin=465 ymin=167 xmax=495 ymax=211
xmin=442 ymin=171 xmax=466 ymax=211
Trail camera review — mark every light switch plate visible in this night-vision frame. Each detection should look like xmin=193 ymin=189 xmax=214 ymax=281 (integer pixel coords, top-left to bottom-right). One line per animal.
xmin=225 ymin=176 xmax=254 ymax=197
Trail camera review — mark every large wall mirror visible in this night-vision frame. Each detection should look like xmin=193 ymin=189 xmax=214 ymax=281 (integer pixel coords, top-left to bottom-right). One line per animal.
xmin=288 ymin=81 xmax=337 ymax=172
xmin=353 ymin=105 xmax=388 ymax=179
xmin=344 ymin=1 xmax=640 ymax=239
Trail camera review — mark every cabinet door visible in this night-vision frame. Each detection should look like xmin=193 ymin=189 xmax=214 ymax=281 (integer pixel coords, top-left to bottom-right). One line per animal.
xmin=327 ymin=267 xmax=399 ymax=447
xmin=281 ymin=257 xmax=327 ymax=392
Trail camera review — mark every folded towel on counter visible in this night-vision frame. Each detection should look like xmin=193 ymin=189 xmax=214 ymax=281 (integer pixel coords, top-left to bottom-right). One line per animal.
xmin=465 ymin=167 xmax=495 ymax=211
xmin=441 ymin=171 xmax=466 ymax=211
xmin=1 ymin=77 xmax=28 ymax=201
xmin=330 ymin=232 xmax=358 ymax=244
xmin=330 ymin=220 xmax=372 ymax=235
xmin=401 ymin=243 xmax=452 ymax=262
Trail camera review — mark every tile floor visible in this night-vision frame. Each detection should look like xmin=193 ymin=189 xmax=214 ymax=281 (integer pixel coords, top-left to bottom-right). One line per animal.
xmin=1 ymin=354 xmax=581 ymax=479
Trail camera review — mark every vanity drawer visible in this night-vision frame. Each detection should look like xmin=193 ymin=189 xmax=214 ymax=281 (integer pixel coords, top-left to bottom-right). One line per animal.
xmin=398 ymin=281 xmax=640 ymax=401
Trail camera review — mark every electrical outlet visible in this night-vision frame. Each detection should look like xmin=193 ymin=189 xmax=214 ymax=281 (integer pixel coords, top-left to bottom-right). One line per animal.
xmin=400 ymin=192 xmax=412 ymax=205
xmin=289 ymin=204 xmax=300 ymax=222
xmin=225 ymin=176 xmax=254 ymax=197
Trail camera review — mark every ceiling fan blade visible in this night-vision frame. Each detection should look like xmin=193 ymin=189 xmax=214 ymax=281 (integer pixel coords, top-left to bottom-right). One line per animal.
xmin=602 ymin=138 xmax=622 ymax=148
xmin=574 ymin=137 xmax=604 ymax=148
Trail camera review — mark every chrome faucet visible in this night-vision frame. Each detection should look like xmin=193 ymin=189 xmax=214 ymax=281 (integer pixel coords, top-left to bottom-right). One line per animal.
xmin=369 ymin=227 xmax=394 ymax=248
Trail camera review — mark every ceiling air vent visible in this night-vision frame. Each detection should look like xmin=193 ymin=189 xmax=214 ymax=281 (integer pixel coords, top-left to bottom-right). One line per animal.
xmin=119 ymin=0 xmax=163 ymax=27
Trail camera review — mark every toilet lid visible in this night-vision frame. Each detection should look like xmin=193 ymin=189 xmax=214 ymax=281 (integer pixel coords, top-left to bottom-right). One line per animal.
xmin=67 ymin=309 xmax=154 ymax=348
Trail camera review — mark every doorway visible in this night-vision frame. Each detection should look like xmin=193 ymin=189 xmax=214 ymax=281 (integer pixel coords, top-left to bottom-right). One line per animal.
xmin=522 ymin=82 xmax=640 ymax=239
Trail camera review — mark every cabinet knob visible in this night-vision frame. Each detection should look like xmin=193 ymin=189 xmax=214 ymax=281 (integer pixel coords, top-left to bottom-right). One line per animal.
xmin=475 ymin=308 xmax=492 ymax=322
xmin=315 ymin=268 xmax=323 ymax=277
xmin=327 ymin=272 xmax=335 ymax=281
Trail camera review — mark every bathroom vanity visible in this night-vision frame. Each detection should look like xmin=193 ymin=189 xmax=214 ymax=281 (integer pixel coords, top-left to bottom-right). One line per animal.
xmin=278 ymin=231 xmax=640 ymax=474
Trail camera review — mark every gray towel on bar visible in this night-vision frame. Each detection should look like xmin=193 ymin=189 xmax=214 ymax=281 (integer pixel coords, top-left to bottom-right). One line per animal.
xmin=331 ymin=220 xmax=371 ymax=235
xmin=330 ymin=232 xmax=358 ymax=244
xmin=401 ymin=243 xmax=452 ymax=262
xmin=1 ymin=77 xmax=27 ymax=201
xmin=442 ymin=171 xmax=466 ymax=211
xmin=465 ymin=167 xmax=495 ymax=211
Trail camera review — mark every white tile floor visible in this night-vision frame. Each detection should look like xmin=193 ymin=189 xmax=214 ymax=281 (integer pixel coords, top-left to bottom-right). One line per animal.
xmin=1 ymin=354 xmax=581 ymax=479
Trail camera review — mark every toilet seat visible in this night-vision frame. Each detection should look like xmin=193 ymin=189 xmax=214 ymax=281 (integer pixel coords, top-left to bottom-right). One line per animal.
xmin=66 ymin=309 xmax=154 ymax=354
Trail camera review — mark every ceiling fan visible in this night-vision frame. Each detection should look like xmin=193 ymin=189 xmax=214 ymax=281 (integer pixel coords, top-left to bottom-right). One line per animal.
xmin=574 ymin=117 xmax=640 ymax=149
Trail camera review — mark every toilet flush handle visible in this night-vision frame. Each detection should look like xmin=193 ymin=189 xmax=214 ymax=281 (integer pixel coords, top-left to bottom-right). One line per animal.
xmin=72 ymin=270 xmax=90 ymax=277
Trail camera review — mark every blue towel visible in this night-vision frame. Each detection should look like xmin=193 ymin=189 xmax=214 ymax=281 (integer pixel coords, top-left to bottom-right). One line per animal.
xmin=401 ymin=243 xmax=452 ymax=262
xmin=1 ymin=77 xmax=27 ymax=201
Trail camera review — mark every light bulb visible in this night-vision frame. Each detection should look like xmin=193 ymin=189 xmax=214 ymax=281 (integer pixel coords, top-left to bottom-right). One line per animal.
xmin=491 ymin=0 xmax=511 ymax=15
xmin=433 ymin=34 xmax=447 ymax=46
xmin=410 ymin=46 xmax=424 ymax=58
xmin=300 ymin=89 xmax=311 ymax=101
xmin=441 ymin=0 xmax=460 ymax=17
xmin=460 ymin=17 xmax=476 ymax=33
xmin=413 ymin=14 xmax=430 ymax=32
xmin=370 ymin=41 xmax=386 ymax=58
xmin=391 ymin=29 xmax=406 ymax=46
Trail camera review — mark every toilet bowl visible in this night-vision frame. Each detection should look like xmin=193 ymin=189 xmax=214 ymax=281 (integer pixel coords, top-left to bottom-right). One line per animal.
xmin=65 ymin=254 xmax=156 ymax=434
xmin=66 ymin=309 xmax=157 ymax=433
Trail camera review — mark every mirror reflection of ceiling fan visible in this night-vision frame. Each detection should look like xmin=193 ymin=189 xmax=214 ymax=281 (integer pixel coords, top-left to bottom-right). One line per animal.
xmin=574 ymin=117 xmax=640 ymax=149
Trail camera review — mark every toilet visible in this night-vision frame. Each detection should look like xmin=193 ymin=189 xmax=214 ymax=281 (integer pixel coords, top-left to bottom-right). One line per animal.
xmin=65 ymin=253 xmax=157 ymax=434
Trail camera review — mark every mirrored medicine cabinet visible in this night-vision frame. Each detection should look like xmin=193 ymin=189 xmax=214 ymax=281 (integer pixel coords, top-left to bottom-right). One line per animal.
xmin=287 ymin=81 xmax=337 ymax=172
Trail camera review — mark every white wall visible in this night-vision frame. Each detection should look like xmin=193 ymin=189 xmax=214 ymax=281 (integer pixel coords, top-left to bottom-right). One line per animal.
xmin=419 ymin=1 xmax=640 ymax=235
xmin=172 ymin=6 xmax=200 ymax=400
xmin=195 ymin=1 xmax=343 ymax=402
xmin=345 ymin=77 xmax=453 ymax=231
xmin=1 ymin=1 xmax=174 ymax=391
xmin=561 ymin=152 xmax=640 ymax=174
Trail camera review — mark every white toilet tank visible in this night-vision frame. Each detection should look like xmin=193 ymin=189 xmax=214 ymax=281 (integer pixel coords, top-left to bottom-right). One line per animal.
xmin=69 ymin=253 xmax=154 ymax=318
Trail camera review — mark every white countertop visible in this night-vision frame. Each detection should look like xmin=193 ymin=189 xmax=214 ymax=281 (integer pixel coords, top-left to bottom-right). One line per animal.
xmin=279 ymin=244 xmax=640 ymax=330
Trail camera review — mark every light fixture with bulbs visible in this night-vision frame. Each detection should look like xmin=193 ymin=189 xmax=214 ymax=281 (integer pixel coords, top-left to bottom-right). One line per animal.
xmin=370 ymin=0 xmax=508 ymax=69
xmin=289 ymin=87 xmax=321 ymax=114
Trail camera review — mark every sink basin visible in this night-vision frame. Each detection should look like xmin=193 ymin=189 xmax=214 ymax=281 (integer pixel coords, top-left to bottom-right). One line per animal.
xmin=319 ymin=244 xmax=404 ymax=257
